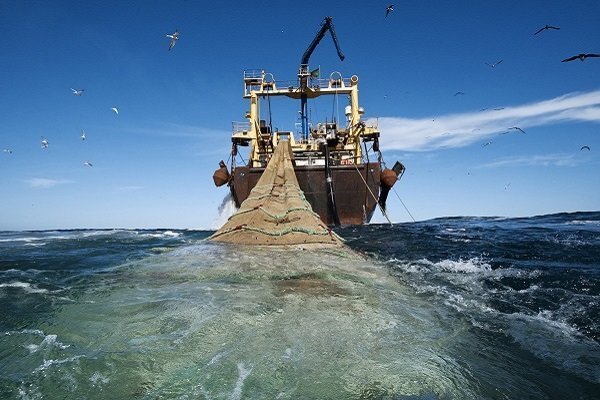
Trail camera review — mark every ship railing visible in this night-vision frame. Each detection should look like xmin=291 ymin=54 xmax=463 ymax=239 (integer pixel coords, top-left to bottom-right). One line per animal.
xmin=247 ymin=77 xmax=353 ymax=92
xmin=232 ymin=121 xmax=251 ymax=134
xmin=363 ymin=117 xmax=379 ymax=129
xmin=243 ymin=69 xmax=264 ymax=81
xmin=244 ymin=72 xmax=353 ymax=92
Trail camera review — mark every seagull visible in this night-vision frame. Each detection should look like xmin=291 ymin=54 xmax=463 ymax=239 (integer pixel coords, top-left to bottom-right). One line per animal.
xmin=580 ymin=145 xmax=591 ymax=151
xmin=485 ymin=60 xmax=503 ymax=68
xmin=385 ymin=4 xmax=394 ymax=17
xmin=509 ymin=126 xmax=526 ymax=134
xmin=110 ymin=107 xmax=119 ymax=115
xmin=482 ymin=141 xmax=492 ymax=147
xmin=84 ymin=160 xmax=93 ymax=167
xmin=80 ymin=130 xmax=86 ymax=140
xmin=166 ymin=29 xmax=179 ymax=50
xmin=534 ymin=25 xmax=560 ymax=35
xmin=71 ymin=88 xmax=84 ymax=96
xmin=3 ymin=148 xmax=12 ymax=154
xmin=41 ymin=137 xmax=49 ymax=149
xmin=504 ymin=183 xmax=511 ymax=190
xmin=454 ymin=91 xmax=465 ymax=96
xmin=561 ymin=53 xmax=600 ymax=62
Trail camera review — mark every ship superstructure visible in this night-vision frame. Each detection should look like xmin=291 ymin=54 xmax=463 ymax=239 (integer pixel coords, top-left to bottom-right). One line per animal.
xmin=213 ymin=17 xmax=403 ymax=226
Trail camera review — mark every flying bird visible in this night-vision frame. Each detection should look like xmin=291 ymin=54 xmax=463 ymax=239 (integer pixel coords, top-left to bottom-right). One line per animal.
xmin=80 ymin=130 xmax=86 ymax=140
xmin=561 ymin=53 xmax=600 ymax=62
xmin=485 ymin=60 xmax=503 ymax=68
xmin=110 ymin=107 xmax=119 ymax=115
xmin=385 ymin=4 xmax=394 ymax=17
xmin=509 ymin=126 xmax=526 ymax=134
xmin=70 ymin=88 xmax=84 ymax=96
xmin=580 ymin=145 xmax=591 ymax=151
xmin=166 ymin=29 xmax=180 ymax=50
xmin=84 ymin=160 xmax=93 ymax=167
xmin=41 ymin=137 xmax=49 ymax=149
xmin=482 ymin=141 xmax=492 ymax=147
xmin=534 ymin=25 xmax=560 ymax=35
xmin=3 ymin=148 xmax=12 ymax=154
xmin=454 ymin=91 xmax=465 ymax=96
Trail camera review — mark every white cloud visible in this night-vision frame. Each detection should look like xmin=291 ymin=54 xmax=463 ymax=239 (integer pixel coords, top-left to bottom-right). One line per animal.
xmin=372 ymin=90 xmax=600 ymax=151
xmin=26 ymin=178 xmax=73 ymax=188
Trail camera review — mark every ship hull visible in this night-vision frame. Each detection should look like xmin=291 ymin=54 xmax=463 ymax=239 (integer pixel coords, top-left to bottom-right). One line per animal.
xmin=230 ymin=163 xmax=381 ymax=226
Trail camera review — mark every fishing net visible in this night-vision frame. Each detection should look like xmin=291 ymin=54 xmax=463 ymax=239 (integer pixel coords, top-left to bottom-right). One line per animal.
xmin=209 ymin=141 xmax=343 ymax=246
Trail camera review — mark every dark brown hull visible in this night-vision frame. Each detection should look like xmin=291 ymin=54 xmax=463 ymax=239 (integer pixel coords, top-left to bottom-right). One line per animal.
xmin=231 ymin=163 xmax=381 ymax=226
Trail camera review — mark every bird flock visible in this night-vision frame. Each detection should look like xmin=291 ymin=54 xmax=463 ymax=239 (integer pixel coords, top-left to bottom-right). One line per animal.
xmin=383 ymin=6 xmax=598 ymax=64
xmin=28 ymin=89 xmax=121 ymax=168
xmin=2 ymin=29 xmax=181 ymax=164
xmin=1 ymin=16 xmax=594 ymax=161
xmin=411 ymin=17 xmax=595 ymax=152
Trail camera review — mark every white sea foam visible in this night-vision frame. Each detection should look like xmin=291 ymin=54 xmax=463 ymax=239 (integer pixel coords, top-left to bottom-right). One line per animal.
xmin=396 ymin=258 xmax=492 ymax=274
xmin=23 ymin=242 xmax=47 ymax=247
xmin=89 ymin=371 xmax=110 ymax=386
xmin=0 ymin=282 xmax=49 ymax=294
xmin=33 ymin=355 xmax=84 ymax=373
xmin=282 ymin=348 xmax=292 ymax=359
xmin=433 ymin=258 xmax=492 ymax=274
xmin=81 ymin=230 xmax=123 ymax=238
xmin=207 ymin=350 xmax=229 ymax=366
xmin=141 ymin=230 xmax=182 ymax=239
xmin=0 ymin=237 xmax=43 ymax=243
xmin=566 ymin=220 xmax=600 ymax=226
xmin=230 ymin=363 xmax=252 ymax=400
xmin=24 ymin=332 xmax=70 ymax=353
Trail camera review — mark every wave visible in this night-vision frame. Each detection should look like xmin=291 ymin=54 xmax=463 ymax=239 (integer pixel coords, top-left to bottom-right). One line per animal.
xmin=390 ymin=257 xmax=493 ymax=274
xmin=0 ymin=281 xmax=50 ymax=294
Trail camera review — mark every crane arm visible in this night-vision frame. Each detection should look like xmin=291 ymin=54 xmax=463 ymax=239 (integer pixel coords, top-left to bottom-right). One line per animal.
xmin=300 ymin=16 xmax=345 ymax=65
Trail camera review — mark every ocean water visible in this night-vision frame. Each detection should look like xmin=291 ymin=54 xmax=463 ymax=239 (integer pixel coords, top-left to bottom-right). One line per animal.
xmin=0 ymin=212 xmax=599 ymax=399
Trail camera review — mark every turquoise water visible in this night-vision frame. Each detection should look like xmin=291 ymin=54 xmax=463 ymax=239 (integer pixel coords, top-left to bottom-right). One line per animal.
xmin=1 ymin=213 xmax=599 ymax=399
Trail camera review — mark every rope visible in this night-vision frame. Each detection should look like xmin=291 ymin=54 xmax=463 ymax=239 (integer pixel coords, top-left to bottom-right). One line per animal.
xmin=352 ymin=163 xmax=392 ymax=225
xmin=210 ymin=224 xmax=344 ymax=242
xmin=392 ymin=186 xmax=416 ymax=223
xmin=378 ymin=152 xmax=416 ymax=223
xmin=233 ymin=205 xmax=320 ymax=221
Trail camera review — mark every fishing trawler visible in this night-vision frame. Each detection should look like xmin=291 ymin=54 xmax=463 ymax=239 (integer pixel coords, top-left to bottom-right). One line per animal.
xmin=213 ymin=17 xmax=404 ymax=226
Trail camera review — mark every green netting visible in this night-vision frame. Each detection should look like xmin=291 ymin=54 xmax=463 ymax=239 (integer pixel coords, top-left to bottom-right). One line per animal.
xmin=209 ymin=141 xmax=343 ymax=246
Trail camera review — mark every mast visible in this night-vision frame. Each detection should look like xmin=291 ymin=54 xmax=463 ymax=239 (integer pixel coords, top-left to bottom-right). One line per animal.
xmin=298 ymin=17 xmax=345 ymax=140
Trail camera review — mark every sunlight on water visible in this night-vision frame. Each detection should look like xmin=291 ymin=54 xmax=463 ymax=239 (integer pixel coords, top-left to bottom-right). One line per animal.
xmin=4 ymin=243 xmax=480 ymax=399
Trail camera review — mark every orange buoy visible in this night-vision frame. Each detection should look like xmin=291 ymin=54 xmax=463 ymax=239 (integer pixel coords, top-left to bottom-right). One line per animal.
xmin=381 ymin=168 xmax=398 ymax=188
xmin=213 ymin=160 xmax=230 ymax=187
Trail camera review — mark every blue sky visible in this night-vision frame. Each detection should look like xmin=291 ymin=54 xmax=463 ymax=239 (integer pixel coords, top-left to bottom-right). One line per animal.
xmin=1 ymin=0 xmax=598 ymax=230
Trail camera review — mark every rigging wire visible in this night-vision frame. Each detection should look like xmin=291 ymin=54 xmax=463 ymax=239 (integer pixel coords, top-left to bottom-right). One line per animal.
xmin=331 ymin=88 xmax=340 ymax=124
xmin=266 ymin=87 xmax=273 ymax=133
xmin=358 ymin=141 xmax=392 ymax=225
xmin=352 ymin=162 xmax=392 ymax=225
xmin=391 ymin=186 xmax=416 ymax=222
xmin=378 ymin=152 xmax=416 ymax=223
